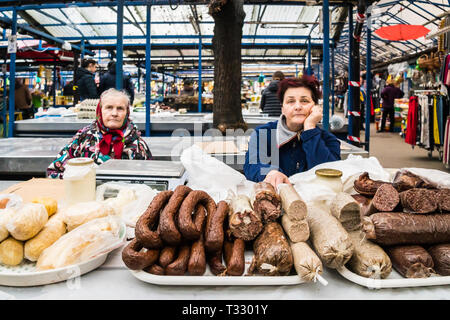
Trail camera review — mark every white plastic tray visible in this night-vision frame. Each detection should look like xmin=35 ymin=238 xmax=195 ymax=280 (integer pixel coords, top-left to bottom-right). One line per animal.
xmin=131 ymin=251 xmax=307 ymax=286
xmin=337 ymin=265 xmax=450 ymax=289
xmin=0 ymin=222 xmax=127 ymax=287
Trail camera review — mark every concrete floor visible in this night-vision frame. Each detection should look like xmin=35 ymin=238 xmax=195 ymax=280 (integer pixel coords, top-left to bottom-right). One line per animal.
xmin=358 ymin=120 xmax=450 ymax=173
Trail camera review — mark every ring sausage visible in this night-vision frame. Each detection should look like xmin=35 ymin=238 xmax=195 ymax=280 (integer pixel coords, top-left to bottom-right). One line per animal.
xmin=159 ymin=185 xmax=192 ymax=246
xmin=144 ymin=264 xmax=165 ymax=275
xmin=205 ymin=201 xmax=228 ymax=253
xmin=158 ymin=246 xmax=177 ymax=268
xmin=188 ymin=234 xmax=207 ymax=275
xmin=224 ymin=239 xmax=245 ymax=276
xmin=165 ymin=245 xmax=191 ymax=275
xmin=135 ymin=190 xmax=173 ymax=249
xmin=122 ymin=238 xmax=159 ymax=270
xmin=178 ymin=190 xmax=216 ymax=240
xmin=207 ymin=250 xmax=226 ymax=276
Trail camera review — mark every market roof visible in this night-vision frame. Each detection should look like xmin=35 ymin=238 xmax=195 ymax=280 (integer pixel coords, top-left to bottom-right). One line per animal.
xmin=0 ymin=0 xmax=447 ymax=75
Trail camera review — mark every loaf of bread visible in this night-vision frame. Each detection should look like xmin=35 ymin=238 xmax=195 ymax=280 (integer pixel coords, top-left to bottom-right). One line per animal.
xmin=36 ymin=216 xmax=122 ymax=270
xmin=6 ymin=203 xmax=48 ymax=241
xmin=24 ymin=215 xmax=66 ymax=262
xmin=62 ymin=201 xmax=116 ymax=231
xmin=103 ymin=188 xmax=137 ymax=215
xmin=32 ymin=197 xmax=58 ymax=217
xmin=0 ymin=237 xmax=24 ymax=266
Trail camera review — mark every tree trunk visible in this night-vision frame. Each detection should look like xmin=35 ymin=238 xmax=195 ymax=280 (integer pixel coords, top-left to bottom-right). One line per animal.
xmin=209 ymin=0 xmax=247 ymax=133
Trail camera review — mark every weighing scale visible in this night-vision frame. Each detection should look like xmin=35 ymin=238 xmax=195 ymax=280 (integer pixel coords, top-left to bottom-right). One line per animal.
xmin=95 ymin=160 xmax=187 ymax=192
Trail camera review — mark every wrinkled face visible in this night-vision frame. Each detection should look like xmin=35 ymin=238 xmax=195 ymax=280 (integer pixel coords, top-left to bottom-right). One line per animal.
xmin=101 ymin=94 xmax=128 ymax=129
xmin=281 ymin=86 xmax=315 ymax=131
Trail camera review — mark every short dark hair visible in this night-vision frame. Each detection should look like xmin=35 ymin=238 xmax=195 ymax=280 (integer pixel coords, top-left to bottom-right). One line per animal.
xmin=272 ymin=71 xmax=285 ymax=81
xmin=277 ymin=75 xmax=322 ymax=104
xmin=81 ymin=58 xmax=96 ymax=68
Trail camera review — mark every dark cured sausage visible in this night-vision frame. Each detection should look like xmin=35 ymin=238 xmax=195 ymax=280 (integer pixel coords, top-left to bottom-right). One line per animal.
xmin=159 ymin=185 xmax=192 ymax=246
xmin=370 ymin=183 xmax=399 ymax=213
xmin=158 ymin=246 xmax=177 ymax=268
xmin=188 ymin=234 xmax=206 ymax=275
xmin=165 ymin=245 xmax=190 ymax=275
xmin=122 ymin=238 xmax=159 ymax=270
xmin=354 ymin=172 xmax=389 ymax=196
xmin=400 ymin=188 xmax=438 ymax=214
xmin=427 ymin=244 xmax=450 ymax=276
xmin=135 ymin=190 xmax=173 ymax=249
xmin=178 ymin=190 xmax=216 ymax=240
xmin=207 ymin=250 xmax=226 ymax=276
xmin=223 ymin=239 xmax=245 ymax=276
xmin=204 ymin=201 xmax=228 ymax=253
xmin=387 ymin=245 xmax=434 ymax=278
xmin=144 ymin=264 xmax=165 ymax=275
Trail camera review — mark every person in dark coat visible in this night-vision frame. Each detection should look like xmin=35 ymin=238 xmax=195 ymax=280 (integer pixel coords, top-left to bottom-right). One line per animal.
xmin=260 ymin=71 xmax=285 ymax=117
xmin=379 ymin=78 xmax=404 ymax=132
xmin=75 ymin=59 xmax=98 ymax=101
xmin=98 ymin=60 xmax=135 ymax=105
xmin=244 ymin=75 xmax=341 ymax=187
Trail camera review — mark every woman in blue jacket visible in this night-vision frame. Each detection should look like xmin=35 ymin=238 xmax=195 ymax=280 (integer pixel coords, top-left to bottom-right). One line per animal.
xmin=244 ymin=75 xmax=341 ymax=188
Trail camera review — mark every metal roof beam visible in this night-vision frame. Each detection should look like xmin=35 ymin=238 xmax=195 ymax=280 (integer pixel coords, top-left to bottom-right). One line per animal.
xmin=56 ymin=34 xmax=319 ymax=40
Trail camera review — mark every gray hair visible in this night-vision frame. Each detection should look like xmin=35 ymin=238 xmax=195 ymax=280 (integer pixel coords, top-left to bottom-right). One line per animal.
xmin=99 ymin=88 xmax=131 ymax=107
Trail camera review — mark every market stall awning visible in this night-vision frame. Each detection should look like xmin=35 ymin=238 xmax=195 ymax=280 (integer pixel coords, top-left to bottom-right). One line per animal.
xmin=374 ymin=24 xmax=430 ymax=41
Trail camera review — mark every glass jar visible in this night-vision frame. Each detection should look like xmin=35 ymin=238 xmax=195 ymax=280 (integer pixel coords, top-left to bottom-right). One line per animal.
xmin=314 ymin=168 xmax=343 ymax=193
xmin=64 ymin=158 xmax=96 ymax=205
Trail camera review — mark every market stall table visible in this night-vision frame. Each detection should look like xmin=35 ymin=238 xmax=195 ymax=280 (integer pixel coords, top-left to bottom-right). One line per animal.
xmin=0 ymin=137 xmax=368 ymax=176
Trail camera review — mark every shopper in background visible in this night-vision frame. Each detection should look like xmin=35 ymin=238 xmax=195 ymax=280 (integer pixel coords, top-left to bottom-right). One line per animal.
xmin=98 ymin=60 xmax=135 ymax=105
xmin=379 ymin=78 xmax=404 ymax=133
xmin=15 ymin=78 xmax=33 ymax=119
xmin=181 ymin=80 xmax=195 ymax=96
xmin=47 ymin=88 xmax=152 ymax=178
xmin=75 ymin=58 xmax=98 ymax=101
xmin=244 ymin=75 xmax=341 ymax=187
xmin=260 ymin=71 xmax=285 ymax=117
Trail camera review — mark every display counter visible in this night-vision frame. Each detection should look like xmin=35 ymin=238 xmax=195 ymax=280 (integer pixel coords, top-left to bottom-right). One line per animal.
xmin=0 ymin=137 xmax=368 ymax=176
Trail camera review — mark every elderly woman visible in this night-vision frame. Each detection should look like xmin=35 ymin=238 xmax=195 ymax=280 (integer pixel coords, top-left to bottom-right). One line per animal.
xmin=244 ymin=75 xmax=341 ymax=188
xmin=47 ymin=88 xmax=152 ymax=178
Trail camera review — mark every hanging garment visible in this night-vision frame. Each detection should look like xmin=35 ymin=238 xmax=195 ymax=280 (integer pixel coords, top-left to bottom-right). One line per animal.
xmin=405 ymin=96 xmax=419 ymax=146
xmin=444 ymin=116 xmax=450 ymax=167
xmin=433 ymin=96 xmax=441 ymax=145
xmin=429 ymin=97 xmax=435 ymax=150
xmin=420 ymin=95 xmax=430 ymax=149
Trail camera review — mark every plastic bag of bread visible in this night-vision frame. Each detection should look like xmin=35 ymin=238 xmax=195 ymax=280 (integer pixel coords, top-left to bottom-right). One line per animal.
xmin=0 ymin=237 xmax=24 ymax=266
xmin=0 ymin=208 xmax=16 ymax=242
xmin=62 ymin=201 xmax=116 ymax=231
xmin=6 ymin=203 xmax=48 ymax=241
xmin=36 ymin=216 xmax=123 ymax=270
xmin=306 ymin=203 xmax=354 ymax=269
xmin=347 ymin=231 xmax=392 ymax=279
xmin=31 ymin=197 xmax=58 ymax=217
xmin=0 ymin=194 xmax=22 ymax=210
xmin=24 ymin=214 xmax=66 ymax=262
xmin=102 ymin=188 xmax=137 ymax=215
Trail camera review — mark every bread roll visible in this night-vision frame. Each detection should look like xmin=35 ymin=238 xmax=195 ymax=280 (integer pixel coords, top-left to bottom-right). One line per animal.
xmin=24 ymin=215 xmax=66 ymax=262
xmin=32 ymin=197 xmax=58 ymax=217
xmin=0 ymin=237 xmax=24 ymax=266
xmin=62 ymin=201 xmax=115 ymax=231
xmin=0 ymin=208 xmax=15 ymax=242
xmin=6 ymin=203 xmax=48 ymax=241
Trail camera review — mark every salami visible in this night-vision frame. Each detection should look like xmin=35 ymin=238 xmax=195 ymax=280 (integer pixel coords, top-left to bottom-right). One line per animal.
xmin=370 ymin=183 xmax=400 ymax=214
xmin=392 ymin=170 xmax=436 ymax=192
xmin=387 ymin=245 xmax=434 ymax=278
xmin=363 ymin=212 xmax=450 ymax=245
xmin=248 ymin=222 xmax=293 ymax=276
xmin=437 ymin=189 xmax=450 ymax=212
xmin=353 ymin=172 xmax=389 ymax=196
xmin=399 ymin=188 xmax=438 ymax=214
xmin=427 ymin=244 xmax=450 ymax=276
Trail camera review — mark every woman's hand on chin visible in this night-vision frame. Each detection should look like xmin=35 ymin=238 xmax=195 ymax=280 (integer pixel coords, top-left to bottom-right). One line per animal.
xmin=263 ymin=170 xmax=291 ymax=189
xmin=303 ymin=105 xmax=323 ymax=131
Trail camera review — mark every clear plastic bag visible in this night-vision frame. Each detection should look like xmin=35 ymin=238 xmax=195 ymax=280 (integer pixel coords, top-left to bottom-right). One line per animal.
xmin=5 ymin=203 xmax=48 ymax=241
xmin=0 ymin=194 xmax=23 ymax=210
xmin=393 ymin=168 xmax=450 ymax=189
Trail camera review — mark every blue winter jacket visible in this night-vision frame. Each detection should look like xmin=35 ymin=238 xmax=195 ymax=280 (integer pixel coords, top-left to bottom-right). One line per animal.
xmin=244 ymin=118 xmax=341 ymax=182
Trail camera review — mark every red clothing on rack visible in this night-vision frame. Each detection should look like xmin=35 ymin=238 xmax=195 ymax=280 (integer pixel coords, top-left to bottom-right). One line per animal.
xmin=405 ymin=96 xmax=419 ymax=145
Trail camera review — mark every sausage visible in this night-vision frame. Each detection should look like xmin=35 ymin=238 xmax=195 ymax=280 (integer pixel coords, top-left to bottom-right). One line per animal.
xmin=330 ymin=192 xmax=361 ymax=231
xmin=188 ymin=234 xmax=207 ymax=275
xmin=392 ymin=170 xmax=436 ymax=192
xmin=144 ymin=264 xmax=165 ymax=275
xmin=207 ymin=250 xmax=226 ymax=276
xmin=135 ymin=190 xmax=173 ymax=249
xmin=363 ymin=212 xmax=450 ymax=246
xmin=122 ymin=238 xmax=159 ymax=270
xmin=158 ymin=246 xmax=177 ymax=268
xmin=228 ymin=194 xmax=263 ymax=241
xmin=204 ymin=201 xmax=228 ymax=253
xmin=193 ymin=204 xmax=207 ymax=233
xmin=400 ymin=188 xmax=438 ymax=214
xmin=224 ymin=239 xmax=245 ymax=276
xmin=159 ymin=185 xmax=192 ymax=246
xmin=289 ymin=241 xmax=323 ymax=282
xmin=437 ymin=188 xmax=450 ymax=212
xmin=165 ymin=245 xmax=190 ymax=275
xmin=251 ymin=182 xmax=282 ymax=223
xmin=248 ymin=222 xmax=293 ymax=276
xmin=387 ymin=245 xmax=434 ymax=278
xmin=281 ymin=214 xmax=309 ymax=243
xmin=178 ymin=190 xmax=216 ymax=240
xmin=351 ymin=194 xmax=372 ymax=217
xmin=353 ymin=172 xmax=389 ymax=196
xmin=370 ymin=183 xmax=400 ymax=213
xmin=278 ymin=184 xmax=307 ymax=221
xmin=427 ymin=244 xmax=450 ymax=276
xmin=347 ymin=231 xmax=392 ymax=279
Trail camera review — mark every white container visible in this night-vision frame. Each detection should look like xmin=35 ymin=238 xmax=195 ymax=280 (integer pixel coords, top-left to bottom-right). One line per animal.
xmin=64 ymin=157 xmax=96 ymax=205
xmin=313 ymin=168 xmax=343 ymax=193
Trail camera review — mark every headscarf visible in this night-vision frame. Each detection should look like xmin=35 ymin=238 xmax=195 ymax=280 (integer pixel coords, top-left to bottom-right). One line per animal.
xmin=96 ymin=96 xmax=130 ymax=159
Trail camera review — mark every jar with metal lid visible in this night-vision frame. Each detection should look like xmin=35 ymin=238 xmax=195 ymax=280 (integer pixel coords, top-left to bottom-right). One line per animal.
xmin=314 ymin=168 xmax=343 ymax=193
xmin=64 ymin=157 xmax=96 ymax=205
